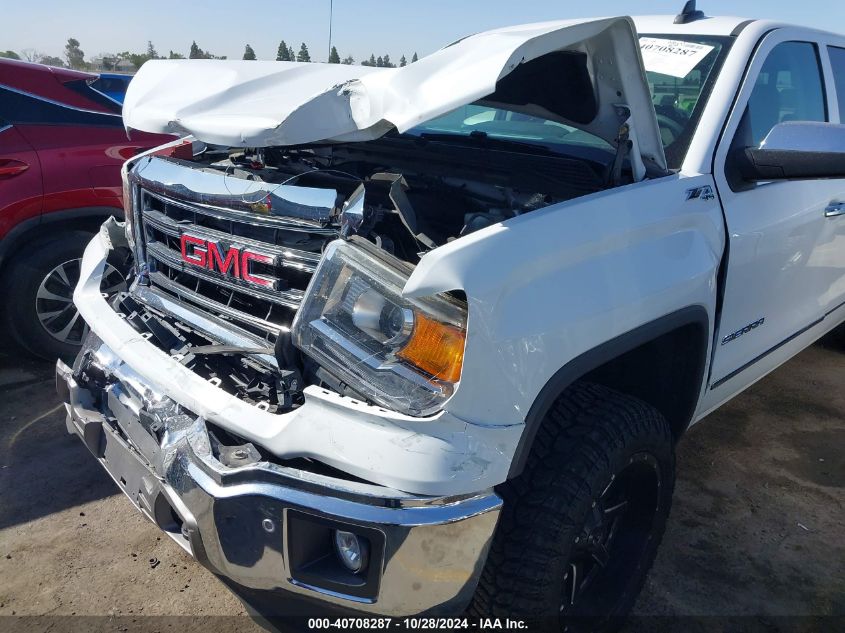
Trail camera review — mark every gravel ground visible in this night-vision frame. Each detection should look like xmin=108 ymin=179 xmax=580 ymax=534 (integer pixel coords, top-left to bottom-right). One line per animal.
xmin=0 ymin=332 xmax=843 ymax=631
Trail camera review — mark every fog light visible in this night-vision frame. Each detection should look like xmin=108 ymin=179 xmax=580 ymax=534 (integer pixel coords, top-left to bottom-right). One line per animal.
xmin=333 ymin=529 xmax=369 ymax=574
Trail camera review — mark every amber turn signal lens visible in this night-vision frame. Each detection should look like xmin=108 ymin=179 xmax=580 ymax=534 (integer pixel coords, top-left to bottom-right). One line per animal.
xmin=397 ymin=313 xmax=465 ymax=383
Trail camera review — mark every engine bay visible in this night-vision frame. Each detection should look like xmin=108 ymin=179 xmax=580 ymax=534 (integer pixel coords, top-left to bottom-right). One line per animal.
xmin=189 ymin=133 xmax=611 ymax=264
xmin=125 ymin=133 xmax=618 ymax=420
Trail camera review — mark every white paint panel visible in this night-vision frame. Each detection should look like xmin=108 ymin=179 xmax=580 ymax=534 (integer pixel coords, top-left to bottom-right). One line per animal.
xmin=122 ymin=17 xmax=665 ymax=171
xmin=405 ymin=173 xmax=724 ymax=426
xmin=703 ymin=27 xmax=845 ymax=413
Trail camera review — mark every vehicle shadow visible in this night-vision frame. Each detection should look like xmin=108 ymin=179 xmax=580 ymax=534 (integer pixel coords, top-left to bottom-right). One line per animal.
xmin=0 ymin=352 xmax=117 ymax=530
xmin=814 ymin=320 xmax=845 ymax=351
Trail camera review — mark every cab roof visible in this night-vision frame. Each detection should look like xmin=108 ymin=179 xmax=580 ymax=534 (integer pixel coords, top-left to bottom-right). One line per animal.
xmin=633 ymin=13 xmax=843 ymax=41
xmin=633 ymin=15 xmax=754 ymax=36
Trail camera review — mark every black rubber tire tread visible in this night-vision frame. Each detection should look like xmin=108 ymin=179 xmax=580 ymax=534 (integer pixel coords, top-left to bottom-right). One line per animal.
xmin=0 ymin=230 xmax=94 ymax=361
xmin=469 ymin=381 xmax=675 ymax=631
xmin=823 ymin=321 xmax=845 ymax=349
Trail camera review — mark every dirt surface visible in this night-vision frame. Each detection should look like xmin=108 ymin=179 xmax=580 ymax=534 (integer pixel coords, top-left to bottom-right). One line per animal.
xmin=0 ymin=333 xmax=843 ymax=631
xmin=632 ymin=331 xmax=845 ymax=625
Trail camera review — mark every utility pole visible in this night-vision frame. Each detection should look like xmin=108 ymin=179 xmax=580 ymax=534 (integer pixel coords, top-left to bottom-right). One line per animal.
xmin=328 ymin=0 xmax=333 ymax=62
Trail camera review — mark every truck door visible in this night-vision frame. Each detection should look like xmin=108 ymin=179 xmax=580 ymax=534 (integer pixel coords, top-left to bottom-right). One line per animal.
xmin=707 ymin=32 xmax=845 ymax=401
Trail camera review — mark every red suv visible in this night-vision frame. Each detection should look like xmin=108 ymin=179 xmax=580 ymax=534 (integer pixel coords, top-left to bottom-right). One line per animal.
xmin=0 ymin=59 xmax=172 ymax=359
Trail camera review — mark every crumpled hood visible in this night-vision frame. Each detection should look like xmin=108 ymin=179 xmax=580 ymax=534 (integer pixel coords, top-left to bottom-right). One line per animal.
xmin=123 ymin=16 xmax=665 ymax=173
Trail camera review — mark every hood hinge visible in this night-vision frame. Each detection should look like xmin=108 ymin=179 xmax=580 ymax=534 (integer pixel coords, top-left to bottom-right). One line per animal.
xmin=607 ymin=105 xmax=647 ymax=184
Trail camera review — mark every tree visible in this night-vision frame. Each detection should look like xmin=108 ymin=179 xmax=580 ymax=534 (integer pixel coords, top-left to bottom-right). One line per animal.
xmin=376 ymin=55 xmax=383 ymax=67
xmin=296 ymin=42 xmax=311 ymax=62
xmin=0 ymin=50 xmax=20 ymax=60
xmin=276 ymin=40 xmax=292 ymax=61
xmin=364 ymin=54 xmax=376 ymax=67
xmin=399 ymin=54 xmax=407 ymax=67
xmin=146 ymin=40 xmax=158 ymax=60
xmin=328 ymin=46 xmax=340 ymax=64
xmin=243 ymin=44 xmax=256 ymax=60
xmin=189 ymin=41 xmax=203 ymax=59
xmin=99 ymin=54 xmax=118 ymax=70
xmin=21 ymin=49 xmax=43 ymax=62
xmin=40 ymin=55 xmax=65 ymax=67
xmin=341 ymin=55 xmax=354 ymax=65
xmin=168 ymin=50 xmax=185 ymax=59
xmin=65 ymin=37 xmax=85 ymax=69
xmin=127 ymin=53 xmax=149 ymax=70
xmin=411 ymin=52 xmax=418 ymax=63
xmin=383 ymin=54 xmax=393 ymax=68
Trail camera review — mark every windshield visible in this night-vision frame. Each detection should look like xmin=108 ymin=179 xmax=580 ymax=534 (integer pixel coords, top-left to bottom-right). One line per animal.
xmin=641 ymin=35 xmax=730 ymax=168
xmin=405 ymin=104 xmax=613 ymax=160
xmin=406 ymin=35 xmax=730 ymax=170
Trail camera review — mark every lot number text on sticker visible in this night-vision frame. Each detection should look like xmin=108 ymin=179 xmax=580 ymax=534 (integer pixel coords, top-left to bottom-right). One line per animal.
xmin=639 ymin=37 xmax=715 ymax=78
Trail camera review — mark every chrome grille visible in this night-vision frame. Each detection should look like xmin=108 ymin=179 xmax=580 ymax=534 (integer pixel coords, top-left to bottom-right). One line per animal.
xmin=130 ymin=158 xmax=338 ymax=340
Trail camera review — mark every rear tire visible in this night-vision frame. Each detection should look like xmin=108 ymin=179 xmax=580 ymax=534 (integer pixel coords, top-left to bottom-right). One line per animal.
xmin=470 ymin=382 xmax=675 ymax=632
xmin=820 ymin=320 xmax=845 ymax=349
xmin=0 ymin=231 xmax=124 ymax=362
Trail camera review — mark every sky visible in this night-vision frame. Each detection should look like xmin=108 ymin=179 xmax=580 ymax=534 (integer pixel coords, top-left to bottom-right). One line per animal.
xmin=3 ymin=0 xmax=845 ymax=64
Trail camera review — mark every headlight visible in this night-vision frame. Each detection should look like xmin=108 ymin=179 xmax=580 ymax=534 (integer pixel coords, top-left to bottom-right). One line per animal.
xmin=292 ymin=238 xmax=467 ymax=416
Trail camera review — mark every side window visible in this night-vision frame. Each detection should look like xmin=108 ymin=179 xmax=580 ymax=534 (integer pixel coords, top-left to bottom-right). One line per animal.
xmin=0 ymin=87 xmax=123 ymax=128
xmin=745 ymin=41 xmax=827 ymax=146
xmin=828 ymin=46 xmax=845 ymax=120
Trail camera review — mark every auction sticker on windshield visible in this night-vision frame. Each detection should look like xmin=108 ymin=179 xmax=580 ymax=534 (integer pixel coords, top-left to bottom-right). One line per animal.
xmin=639 ymin=37 xmax=715 ymax=78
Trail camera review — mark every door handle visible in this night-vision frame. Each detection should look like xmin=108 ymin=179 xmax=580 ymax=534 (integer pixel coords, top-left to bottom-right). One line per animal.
xmin=0 ymin=159 xmax=29 ymax=179
xmin=825 ymin=202 xmax=845 ymax=218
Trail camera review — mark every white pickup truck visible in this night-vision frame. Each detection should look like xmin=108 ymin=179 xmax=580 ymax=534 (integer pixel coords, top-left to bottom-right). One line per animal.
xmin=56 ymin=2 xmax=845 ymax=628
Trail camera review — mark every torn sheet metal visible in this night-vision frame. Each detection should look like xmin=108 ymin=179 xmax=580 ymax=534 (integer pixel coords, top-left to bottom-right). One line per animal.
xmin=123 ymin=17 xmax=666 ymax=172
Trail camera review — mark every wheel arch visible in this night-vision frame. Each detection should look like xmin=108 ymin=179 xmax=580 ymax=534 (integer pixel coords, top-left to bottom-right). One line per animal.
xmin=0 ymin=206 xmax=121 ymax=274
xmin=507 ymin=305 xmax=710 ymax=478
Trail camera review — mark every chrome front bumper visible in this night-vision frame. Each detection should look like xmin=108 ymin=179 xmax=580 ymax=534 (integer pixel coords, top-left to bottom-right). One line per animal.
xmin=56 ymin=350 xmax=501 ymax=615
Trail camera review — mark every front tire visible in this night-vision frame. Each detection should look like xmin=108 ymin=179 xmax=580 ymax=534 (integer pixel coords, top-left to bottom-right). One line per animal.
xmin=0 ymin=231 xmax=125 ymax=361
xmin=471 ymin=382 xmax=675 ymax=632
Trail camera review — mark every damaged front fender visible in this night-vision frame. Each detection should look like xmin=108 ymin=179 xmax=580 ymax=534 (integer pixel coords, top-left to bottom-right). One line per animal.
xmin=403 ymin=173 xmax=724 ymax=429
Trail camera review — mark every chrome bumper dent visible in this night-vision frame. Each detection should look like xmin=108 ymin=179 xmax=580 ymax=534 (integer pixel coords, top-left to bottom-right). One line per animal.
xmin=56 ymin=353 xmax=500 ymax=615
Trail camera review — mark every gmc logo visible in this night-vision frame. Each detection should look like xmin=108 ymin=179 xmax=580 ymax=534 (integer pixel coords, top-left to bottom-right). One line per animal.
xmin=180 ymin=234 xmax=278 ymax=289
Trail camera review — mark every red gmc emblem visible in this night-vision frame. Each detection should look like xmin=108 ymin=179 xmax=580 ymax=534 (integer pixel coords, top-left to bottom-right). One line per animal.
xmin=180 ymin=234 xmax=278 ymax=289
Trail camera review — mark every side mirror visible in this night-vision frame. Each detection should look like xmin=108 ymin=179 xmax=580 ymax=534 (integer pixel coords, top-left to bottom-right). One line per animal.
xmin=735 ymin=122 xmax=845 ymax=181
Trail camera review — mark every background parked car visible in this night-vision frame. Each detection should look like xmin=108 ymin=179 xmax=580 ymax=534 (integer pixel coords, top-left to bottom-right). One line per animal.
xmin=0 ymin=58 xmax=173 ymax=360
xmin=90 ymin=72 xmax=133 ymax=104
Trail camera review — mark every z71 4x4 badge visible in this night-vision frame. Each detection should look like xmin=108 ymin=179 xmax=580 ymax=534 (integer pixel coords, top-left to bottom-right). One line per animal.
xmin=721 ymin=318 xmax=765 ymax=345
xmin=686 ymin=185 xmax=715 ymax=201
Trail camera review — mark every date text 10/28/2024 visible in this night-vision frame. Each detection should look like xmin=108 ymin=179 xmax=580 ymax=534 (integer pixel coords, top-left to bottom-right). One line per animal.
xmin=307 ymin=618 xmax=529 ymax=630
